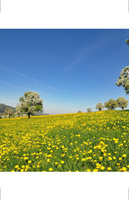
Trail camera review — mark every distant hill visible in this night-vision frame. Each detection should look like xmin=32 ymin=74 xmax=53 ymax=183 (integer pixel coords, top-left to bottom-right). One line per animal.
xmin=0 ymin=103 xmax=15 ymax=114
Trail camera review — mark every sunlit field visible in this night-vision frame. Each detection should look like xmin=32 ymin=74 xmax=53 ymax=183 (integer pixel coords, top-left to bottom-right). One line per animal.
xmin=0 ymin=110 xmax=129 ymax=172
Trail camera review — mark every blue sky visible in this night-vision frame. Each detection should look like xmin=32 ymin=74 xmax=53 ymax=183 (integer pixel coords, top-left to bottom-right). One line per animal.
xmin=0 ymin=29 xmax=129 ymax=114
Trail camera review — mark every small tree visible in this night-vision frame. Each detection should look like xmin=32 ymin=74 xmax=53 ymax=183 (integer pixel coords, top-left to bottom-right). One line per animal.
xmin=116 ymin=97 xmax=128 ymax=110
xmin=104 ymin=99 xmax=117 ymax=110
xmin=116 ymin=66 xmax=129 ymax=94
xmin=95 ymin=103 xmax=104 ymax=111
xmin=78 ymin=111 xmax=82 ymax=113
xmin=17 ymin=91 xmax=43 ymax=118
xmin=87 ymin=108 xmax=92 ymax=113
xmin=4 ymin=107 xmax=13 ymax=118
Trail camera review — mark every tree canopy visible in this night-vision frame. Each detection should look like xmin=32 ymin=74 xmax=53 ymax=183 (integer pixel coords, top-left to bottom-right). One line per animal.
xmin=95 ymin=103 xmax=104 ymax=111
xmin=4 ymin=107 xmax=13 ymax=118
xmin=126 ymin=39 xmax=129 ymax=45
xmin=116 ymin=66 xmax=129 ymax=94
xmin=116 ymin=97 xmax=128 ymax=110
xmin=104 ymin=99 xmax=117 ymax=110
xmin=87 ymin=108 xmax=92 ymax=113
xmin=16 ymin=91 xmax=43 ymax=118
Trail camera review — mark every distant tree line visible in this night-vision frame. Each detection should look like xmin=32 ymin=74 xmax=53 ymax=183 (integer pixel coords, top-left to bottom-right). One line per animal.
xmin=77 ymin=97 xmax=128 ymax=114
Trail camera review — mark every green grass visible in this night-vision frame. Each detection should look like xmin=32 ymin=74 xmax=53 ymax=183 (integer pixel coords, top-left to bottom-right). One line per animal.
xmin=0 ymin=110 xmax=129 ymax=172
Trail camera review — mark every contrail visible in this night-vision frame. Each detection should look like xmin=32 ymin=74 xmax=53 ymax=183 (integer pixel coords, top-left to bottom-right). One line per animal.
xmin=0 ymin=80 xmax=64 ymax=101
xmin=0 ymin=65 xmax=40 ymax=83
xmin=0 ymin=80 xmax=27 ymax=90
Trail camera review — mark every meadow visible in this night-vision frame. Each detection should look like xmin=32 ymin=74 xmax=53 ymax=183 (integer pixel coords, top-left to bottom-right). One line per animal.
xmin=0 ymin=110 xmax=129 ymax=172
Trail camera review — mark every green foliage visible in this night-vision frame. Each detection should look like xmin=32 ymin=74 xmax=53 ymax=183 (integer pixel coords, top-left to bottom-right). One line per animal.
xmin=104 ymin=99 xmax=117 ymax=110
xmin=116 ymin=97 xmax=128 ymax=110
xmin=116 ymin=66 xmax=129 ymax=94
xmin=35 ymin=105 xmax=43 ymax=112
xmin=95 ymin=103 xmax=104 ymax=111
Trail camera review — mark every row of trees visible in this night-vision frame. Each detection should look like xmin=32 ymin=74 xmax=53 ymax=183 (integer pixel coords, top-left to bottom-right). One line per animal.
xmin=85 ymin=97 xmax=128 ymax=113
xmin=86 ymin=39 xmax=129 ymax=113
xmin=3 ymin=44 xmax=129 ymax=119
xmin=5 ymin=92 xmax=127 ymax=118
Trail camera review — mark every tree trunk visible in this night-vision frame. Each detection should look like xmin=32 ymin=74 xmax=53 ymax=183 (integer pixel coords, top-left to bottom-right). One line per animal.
xmin=28 ymin=113 xmax=31 ymax=118
xmin=122 ymin=107 xmax=124 ymax=110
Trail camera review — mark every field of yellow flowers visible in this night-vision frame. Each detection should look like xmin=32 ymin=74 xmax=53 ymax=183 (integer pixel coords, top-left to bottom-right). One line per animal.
xmin=0 ymin=110 xmax=129 ymax=172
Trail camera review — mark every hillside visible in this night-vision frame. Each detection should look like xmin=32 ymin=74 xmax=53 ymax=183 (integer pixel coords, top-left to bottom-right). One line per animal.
xmin=0 ymin=103 xmax=15 ymax=114
xmin=0 ymin=110 xmax=129 ymax=171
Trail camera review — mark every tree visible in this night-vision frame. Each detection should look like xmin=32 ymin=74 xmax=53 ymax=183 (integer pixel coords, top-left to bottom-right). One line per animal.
xmin=95 ymin=103 xmax=104 ymax=111
xmin=78 ymin=111 xmax=82 ymax=113
xmin=4 ymin=107 xmax=13 ymax=118
xmin=104 ymin=99 xmax=117 ymax=110
xmin=17 ymin=91 xmax=43 ymax=118
xmin=15 ymin=104 xmax=22 ymax=117
xmin=116 ymin=66 xmax=129 ymax=94
xmin=87 ymin=108 xmax=92 ymax=113
xmin=126 ymin=39 xmax=129 ymax=45
xmin=116 ymin=97 xmax=128 ymax=110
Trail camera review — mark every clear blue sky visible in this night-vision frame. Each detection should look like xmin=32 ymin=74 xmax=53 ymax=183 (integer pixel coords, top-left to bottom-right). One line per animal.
xmin=0 ymin=29 xmax=129 ymax=114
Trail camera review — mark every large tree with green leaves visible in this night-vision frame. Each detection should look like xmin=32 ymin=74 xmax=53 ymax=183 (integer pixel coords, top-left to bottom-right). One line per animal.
xmin=95 ymin=103 xmax=104 ymax=111
xmin=116 ymin=97 xmax=128 ymax=110
xmin=16 ymin=91 xmax=43 ymax=118
xmin=104 ymin=99 xmax=117 ymax=110
xmin=116 ymin=66 xmax=129 ymax=94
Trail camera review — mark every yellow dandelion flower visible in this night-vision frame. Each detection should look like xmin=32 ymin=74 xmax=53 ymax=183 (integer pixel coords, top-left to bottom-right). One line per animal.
xmin=15 ymin=165 xmax=19 ymax=169
xmin=93 ymin=169 xmax=98 ymax=172
xmin=108 ymin=157 xmax=112 ymax=161
xmin=86 ymin=169 xmax=91 ymax=172
xmin=120 ymin=167 xmax=127 ymax=172
xmin=107 ymin=167 xmax=111 ymax=171
xmin=49 ymin=168 xmax=53 ymax=171
xmin=101 ymin=166 xmax=105 ymax=170
xmin=122 ymin=154 xmax=127 ymax=158
xmin=24 ymin=157 xmax=28 ymax=160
